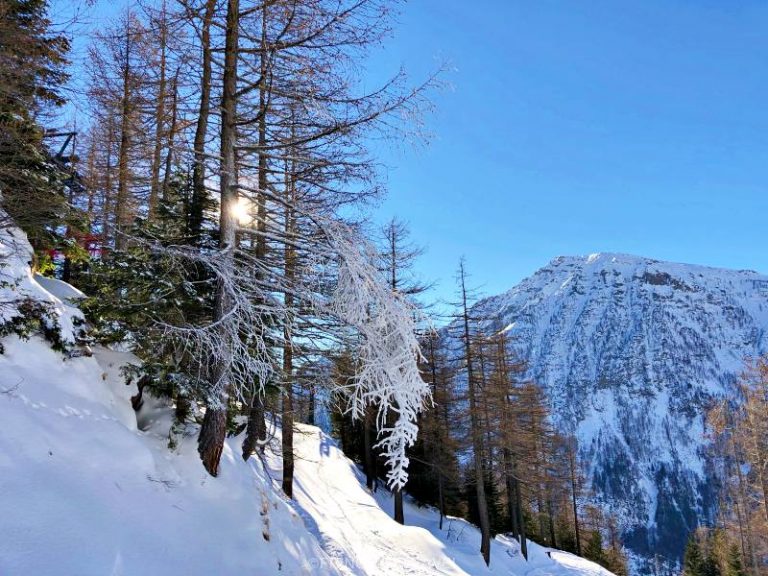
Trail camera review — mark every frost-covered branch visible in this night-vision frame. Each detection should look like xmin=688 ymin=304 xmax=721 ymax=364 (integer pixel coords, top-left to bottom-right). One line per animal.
xmin=320 ymin=220 xmax=431 ymax=490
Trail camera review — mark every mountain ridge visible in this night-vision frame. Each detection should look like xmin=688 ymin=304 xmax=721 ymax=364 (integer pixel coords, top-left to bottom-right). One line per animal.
xmin=469 ymin=251 xmax=768 ymax=572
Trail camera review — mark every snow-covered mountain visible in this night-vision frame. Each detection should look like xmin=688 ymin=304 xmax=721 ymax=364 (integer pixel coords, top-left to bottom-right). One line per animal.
xmin=472 ymin=252 xmax=768 ymax=570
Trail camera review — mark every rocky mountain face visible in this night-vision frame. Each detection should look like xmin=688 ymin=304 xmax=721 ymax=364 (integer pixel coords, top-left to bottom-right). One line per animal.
xmin=470 ymin=253 xmax=768 ymax=571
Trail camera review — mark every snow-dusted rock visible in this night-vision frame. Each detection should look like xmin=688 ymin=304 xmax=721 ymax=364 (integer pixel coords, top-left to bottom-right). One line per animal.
xmin=468 ymin=252 xmax=768 ymax=569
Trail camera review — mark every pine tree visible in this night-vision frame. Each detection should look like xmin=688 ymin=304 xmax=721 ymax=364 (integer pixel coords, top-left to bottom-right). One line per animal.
xmin=583 ymin=530 xmax=604 ymax=565
xmin=684 ymin=534 xmax=705 ymax=576
xmin=725 ymin=543 xmax=746 ymax=576
xmin=455 ymin=259 xmax=492 ymax=565
xmin=0 ymin=0 xmax=72 ymax=249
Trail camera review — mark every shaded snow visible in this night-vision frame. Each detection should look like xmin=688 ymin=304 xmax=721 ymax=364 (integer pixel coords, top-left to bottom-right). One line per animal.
xmin=0 ymin=222 xmax=83 ymax=343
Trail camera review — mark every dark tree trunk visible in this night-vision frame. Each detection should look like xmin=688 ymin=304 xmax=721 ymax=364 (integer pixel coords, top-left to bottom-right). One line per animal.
xmin=394 ymin=488 xmax=404 ymax=524
xmin=515 ymin=475 xmax=528 ymax=560
xmin=503 ymin=447 xmax=519 ymax=539
xmin=281 ymin=383 xmax=294 ymax=497
xmin=242 ymin=393 xmax=267 ymax=459
xmin=569 ymin=442 xmax=582 ymax=556
xmin=198 ymin=407 xmax=227 ymax=476
xmin=197 ymin=0 xmax=239 ymax=476
xmin=364 ymin=408 xmax=375 ymax=490
xmin=307 ymin=384 xmax=315 ymax=425
xmin=459 ymin=261 xmax=491 ymax=565
xmin=188 ymin=0 xmax=216 ymax=243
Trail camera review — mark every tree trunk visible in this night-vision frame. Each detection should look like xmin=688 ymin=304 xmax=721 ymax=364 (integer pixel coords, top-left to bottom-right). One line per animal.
xmin=197 ymin=0 xmax=239 ymax=477
xmin=515 ymin=475 xmax=527 ymax=560
xmin=364 ymin=407 xmax=375 ymax=490
xmin=242 ymin=393 xmax=267 ymax=459
xmin=281 ymin=153 xmax=296 ymax=498
xmin=148 ymin=0 xmax=167 ymax=221
xmin=503 ymin=447 xmax=519 ymax=538
xmin=198 ymin=406 xmax=227 ymax=476
xmin=114 ymin=15 xmax=134 ymax=251
xmin=161 ymin=68 xmax=179 ymax=200
xmin=242 ymin=0 xmax=271 ymax=461
xmin=189 ymin=0 xmax=216 ymax=243
xmin=101 ymin=116 xmax=115 ymax=244
xmin=394 ymin=488 xmax=404 ymax=524
xmin=459 ymin=261 xmax=491 ymax=565
xmin=307 ymin=383 xmax=315 ymax=425
xmin=569 ymin=441 xmax=582 ymax=556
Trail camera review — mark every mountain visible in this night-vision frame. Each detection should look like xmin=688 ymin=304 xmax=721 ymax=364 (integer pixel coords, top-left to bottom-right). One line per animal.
xmin=470 ymin=253 xmax=768 ymax=571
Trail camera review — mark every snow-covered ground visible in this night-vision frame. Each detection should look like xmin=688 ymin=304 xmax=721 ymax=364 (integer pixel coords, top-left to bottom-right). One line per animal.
xmin=0 ymin=246 xmax=615 ymax=575
xmin=279 ymin=421 xmax=615 ymax=576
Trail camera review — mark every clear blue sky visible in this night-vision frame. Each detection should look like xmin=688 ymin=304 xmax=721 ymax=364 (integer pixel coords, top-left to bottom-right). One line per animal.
xmin=366 ymin=0 xmax=768 ymax=304
xmin=57 ymin=0 xmax=768 ymax=305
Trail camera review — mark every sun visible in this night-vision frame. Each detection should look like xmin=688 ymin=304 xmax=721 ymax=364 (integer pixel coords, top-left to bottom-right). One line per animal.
xmin=230 ymin=197 xmax=254 ymax=226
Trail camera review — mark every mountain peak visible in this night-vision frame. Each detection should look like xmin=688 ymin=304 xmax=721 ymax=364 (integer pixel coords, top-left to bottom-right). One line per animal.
xmin=468 ymin=253 xmax=768 ymax=571
xmin=546 ymin=252 xmax=764 ymax=278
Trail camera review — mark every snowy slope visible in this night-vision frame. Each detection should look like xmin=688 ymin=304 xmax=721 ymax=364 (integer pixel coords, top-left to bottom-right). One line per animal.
xmin=0 ymin=336 xmax=334 ymax=576
xmin=0 ymin=332 xmax=616 ymax=576
xmin=279 ymin=422 xmax=616 ymax=576
xmin=0 ymin=254 xmax=615 ymax=575
xmin=466 ymin=253 xmax=768 ymax=570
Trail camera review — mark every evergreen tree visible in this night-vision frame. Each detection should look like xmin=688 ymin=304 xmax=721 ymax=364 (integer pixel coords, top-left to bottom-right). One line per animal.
xmin=583 ymin=530 xmax=604 ymax=565
xmin=725 ymin=544 xmax=745 ymax=576
xmin=684 ymin=534 xmax=705 ymax=576
xmin=0 ymin=0 xmax=73 ymax=249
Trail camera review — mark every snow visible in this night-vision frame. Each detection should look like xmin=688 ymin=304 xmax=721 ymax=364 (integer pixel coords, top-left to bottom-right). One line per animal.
xmin=0 ymin=330 xmax=616 ymax=575
xmin=0 ymin=222 xmax=83 ymax=343
xmin=460 ymin=251 xmax=768 ymax=569
xmin=0 ymin=234 xmax=614 ymax=575
xmin=279 ymin=422 xmax=616 ymax=576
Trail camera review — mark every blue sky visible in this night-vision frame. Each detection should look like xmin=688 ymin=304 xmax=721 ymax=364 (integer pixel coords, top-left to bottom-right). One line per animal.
xmin=56 ymin=0 xmax=768 ymax=305
xmin=366 ymin=0 xmax=768 ymax=303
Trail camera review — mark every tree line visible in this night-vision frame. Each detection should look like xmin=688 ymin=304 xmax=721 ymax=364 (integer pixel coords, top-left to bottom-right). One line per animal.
xmin=332 ymin=248 xmax=629 ymax=573
xmin=688 ymin=357 xmax=768 ymax=576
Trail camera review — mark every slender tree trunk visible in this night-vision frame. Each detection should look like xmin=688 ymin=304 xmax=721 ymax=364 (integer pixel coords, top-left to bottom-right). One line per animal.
xmin=394 ymin=486 xmax=404 ymax=524
xmin=161 ymin=69 xmax=179 ymax=200
xmin=307 ymin=383 xmax=315 ymax=425
xmin=364 ymin=407 xmax=375 ymax=490
xmin=148 ymin=0 xmax=167 ymax=221
xmin=437 ymin=467 xmax=446 ymax=530
xmin=197 ymin=0 xmax=239 ymax=477
xmin=515 ymin=474 xmax=527 ymax=559
xmin=459 ymin=262 xmax=491 ymax=565
xmin=189 ymin=0 xmax=216 ymax=243
xmin=546 ymin=497 xmax=557 ymax=548
xmin=242 ymin=0 xmax=271 ymax=463
xmin=242 ymin=394 xmax=267 ymax=459
xmin=281 ymin=150 xmax=296 ymax=498
xmin=115 ymin=16 xmax=134 ymax=251
xmin=569 ymin=441 xmax=582 ymax=556
xmin=101 ymin=116 xmax=115 ymax=244
xmin=503 ymin=446 xmax=519 ymax=538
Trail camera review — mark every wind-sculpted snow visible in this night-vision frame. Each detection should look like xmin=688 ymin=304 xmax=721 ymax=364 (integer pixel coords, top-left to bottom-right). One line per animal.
xmin=469 ymin=253 xmax=768 ymax=570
